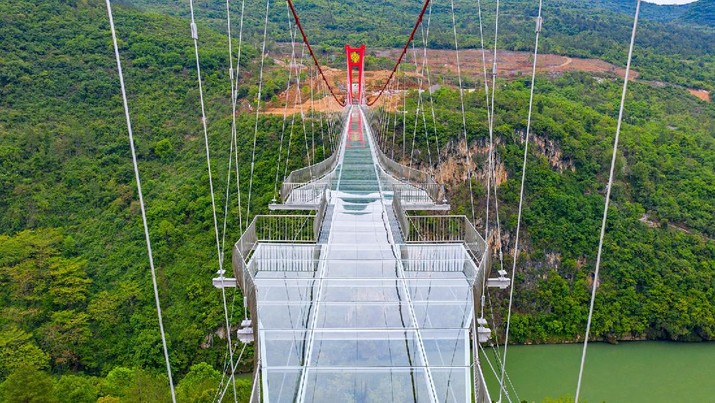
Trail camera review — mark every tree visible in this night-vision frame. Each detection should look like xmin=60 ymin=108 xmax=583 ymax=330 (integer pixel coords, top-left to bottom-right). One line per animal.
xmin=55 ymin=374 xmax=98 ymax=403
xmin=0 ymin=366 xmax=57 ymax=403
xmin=48 ymin=257 xmax=91 ymax=309
xmin=125 ymin=369 xmax=171 ymax=402
xmin=0 ymin=326 xmax=49 ymax=380
xmin=100 ymin=367 xmax=134 ymax=398
xmin=39 ymin=310 xmax=91 ymax=367
xmin=176 ymin=362 xmax=222 ymax=403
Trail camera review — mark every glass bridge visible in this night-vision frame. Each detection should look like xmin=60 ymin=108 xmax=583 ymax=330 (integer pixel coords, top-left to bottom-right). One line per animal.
xmin=229 ymin=106 xmax=492 ymax=402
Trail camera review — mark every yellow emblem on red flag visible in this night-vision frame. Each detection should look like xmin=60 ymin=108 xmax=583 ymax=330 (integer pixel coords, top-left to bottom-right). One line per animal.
xmin=350 ymin=51 xmax=360 ymax=64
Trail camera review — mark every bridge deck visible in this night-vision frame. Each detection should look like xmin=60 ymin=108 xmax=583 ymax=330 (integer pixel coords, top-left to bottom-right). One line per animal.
xmin=248 ymin=107 xmax=480 ymax=402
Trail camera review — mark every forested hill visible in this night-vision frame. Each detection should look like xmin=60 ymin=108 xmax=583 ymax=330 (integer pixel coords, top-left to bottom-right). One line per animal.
xmin=0 ymin=0 xmax=713 ymax=401
xmin=121 ymin=0 xmax=715 ymax=91
xmin=593 ymin=0 xmax=715 ymax=26
xmin=681 ymin=0 xmax=715 ymax=25
xmin=0 ymin=0 xmax=310 ymax=399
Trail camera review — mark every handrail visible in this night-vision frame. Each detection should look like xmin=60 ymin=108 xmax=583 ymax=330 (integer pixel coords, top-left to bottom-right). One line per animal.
xmin=231 ymin=206 xmax=330 ymax=353
xmin=314 ymin=189 xmax=328 ymax=240
xmin=391 ymin=183 xmax=443 ymax=206
xmin=281 ymin=157 xmax=337 ymax=198
xmin=281 ymin=182 xmax=331 ymax=205
xmin=406 ymin=215 xmax=487 ymax=261
xmin=280 ymin=109 xmax=348 ymax=204
xmin=392 ymin=189 xmax=410 ymax=240
xmin=472 ymin=321 xmax=492 ymax=403
xmin=365 ymin=107 xmax=446 ymax=204
xmin=392 ymin=189 xmax=486 ymax=265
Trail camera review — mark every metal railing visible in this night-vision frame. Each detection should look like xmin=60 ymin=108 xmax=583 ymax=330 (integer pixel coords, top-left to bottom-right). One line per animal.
xmin=392 ymin=189 xmax=410 ymax=240
xmin=314 ymin=189 xmax=328 ymax=239
xmin=282 ymin=157 xmax=337 ymax=198
xmin=374 ymin=146 xmax=445 ymax=202
xmin=472 ymin=323 xmax=493 ymax=403
xmin=391 ymin=183 xmax=444 ymax=205
xmin=232 ymin=214 xmax=320 ymax=278
xmin=392 ymin=189 xmax=487 ymax=267
xmin=405 ymin=216 xmax=486 ymax=260
xmin=254 ymin=215 xmax=315 ymax=243
xmin=364 ymin=107 xmax=446 ymax=205
xmin=281 ymin=182 xmax=330 ymax=205
xmin=279 ymin=108 xmax=348 ymax=205
xmin=231 ymin=192 xmax=329 ymax=387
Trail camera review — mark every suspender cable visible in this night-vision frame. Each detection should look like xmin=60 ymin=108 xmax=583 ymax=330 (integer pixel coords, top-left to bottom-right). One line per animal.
xmin=449 ymin=0 xmax=476 ymax=224
xmin=309 ymin=66 xmax=317 ymax=162
xmin=417 ymin=2 xmax=440 ymax=170
xmin=283 ymin=43 xmax=308 ymax=181
xmin=297 ymin=54 xmax=313 ymax=171
xmin=476 ymin=0 xmax=496 ymax=326
xmin=499 ymin=2 xmax=543 ymax=402
xmin=485 ymin=0 xmax=502 ymax=265
xmin=402 ymin=66 xmax=407 ymax=159
xmin=575 ymin=1 xmax=641 ymax=401
xmin=272 ymin=18 xmax=300 ymax=202
xmin=478 ymin=0 xmax=493 ymax=244
xmin=188 ymin=1 xmax=238 ymax=399
xmin=367 ymin=0 xmax=432 ymax=106
xmin=391 ymin=64 xmax=400 ymax=160
xmin=408 ymin=42 xmax=425 ymax=179
xmin=246 ymin=0 xmax=272 ymax=223
xmin=234 ymin=0 xmax=246 ymax=233
xmin=285 ymin=0 xmax=345 ymax=107
xmin=316 ymin=73 xmax=326 ymax=160
xmin=219 ymin=0 xmax=249 ymax=398
xmin=217 ymin=343 xmax=249 ymax=403
xmin=417 ymin=17 xmax=434 ymax=176
xmin=104 ymin=2 xmax=176 ymax=401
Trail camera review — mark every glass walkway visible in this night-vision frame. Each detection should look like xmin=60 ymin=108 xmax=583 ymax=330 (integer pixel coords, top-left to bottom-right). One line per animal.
xmin=235 ymin=106 xmax=489 ymax=402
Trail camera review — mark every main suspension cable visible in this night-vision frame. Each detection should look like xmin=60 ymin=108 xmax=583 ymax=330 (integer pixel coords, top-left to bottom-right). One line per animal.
xmin=285 ymin=0 xmax=345 ymax=107
xmin=575 ymin=1 xmax=641 ymax=401
xmin=368 ymin=0 xmax=433 ymax=106
xmin=105 ymin=1 xmax=176 ymax=401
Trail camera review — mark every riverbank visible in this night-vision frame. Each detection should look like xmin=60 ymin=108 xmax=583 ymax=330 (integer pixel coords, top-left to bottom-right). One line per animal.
xmin=480 ymin=341 xmax=715 ymax=402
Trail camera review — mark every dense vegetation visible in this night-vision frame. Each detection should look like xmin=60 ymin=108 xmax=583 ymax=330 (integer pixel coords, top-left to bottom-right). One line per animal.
xmin=375 ymin=71 xmax=715 ymax=343
xmin=122 ymin=0 xmax=715 ymax=91
xmin=0 ymin=0 xmax=713 ymax=400
xmin=0 ymin=0 xmax=338 ymax=399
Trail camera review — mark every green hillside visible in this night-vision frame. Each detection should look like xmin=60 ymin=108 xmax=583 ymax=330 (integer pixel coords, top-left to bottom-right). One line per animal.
xmin=0 ymin=0 xmax=713 ymax=400
xmin=121 ymin=0 xmax=715 ymax=91
xmin=681 ymin=0 xmax=715 ymax=26
xmin=384 ymin=75 xmax=714 ymax=343
xmin=0 ymin=0 xmax=333 ymax=399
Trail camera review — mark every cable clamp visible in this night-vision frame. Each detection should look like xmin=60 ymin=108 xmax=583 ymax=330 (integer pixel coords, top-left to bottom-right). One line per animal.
xmin=190 ymin=22 xmax=198 ymax=40
xmin=535 ymin=16 xmax=543 ymax=33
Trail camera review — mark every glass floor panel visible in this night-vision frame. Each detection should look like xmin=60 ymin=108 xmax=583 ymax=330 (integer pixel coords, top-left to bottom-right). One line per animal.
xmin=302 ymin=368 xmax=434 ymax=403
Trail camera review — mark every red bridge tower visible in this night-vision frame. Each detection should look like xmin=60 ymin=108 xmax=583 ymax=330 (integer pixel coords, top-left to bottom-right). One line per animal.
xmin=345 ymin=44 xmax=366 ymax=105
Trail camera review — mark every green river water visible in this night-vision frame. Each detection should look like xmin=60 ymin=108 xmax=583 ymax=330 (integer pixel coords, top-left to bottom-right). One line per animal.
xmin=480 ymin=342 xmax=715 ymax=402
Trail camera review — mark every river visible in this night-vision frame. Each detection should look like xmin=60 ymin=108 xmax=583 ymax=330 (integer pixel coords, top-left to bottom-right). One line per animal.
xmin=480 ymin=342 xmax=715 ymax=402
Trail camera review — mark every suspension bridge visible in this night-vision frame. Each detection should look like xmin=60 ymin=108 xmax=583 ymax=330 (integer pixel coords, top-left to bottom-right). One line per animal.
xmin=104 ymin=0 xmax=647 ymax=401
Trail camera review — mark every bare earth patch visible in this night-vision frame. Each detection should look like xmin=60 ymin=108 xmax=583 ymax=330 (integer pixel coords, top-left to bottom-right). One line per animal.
xmin=688 ymin=89 xmax=711 ymax=102
xmin=262 ymin=48 xmax=639 ymax=115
